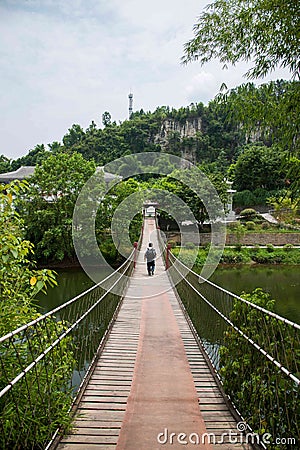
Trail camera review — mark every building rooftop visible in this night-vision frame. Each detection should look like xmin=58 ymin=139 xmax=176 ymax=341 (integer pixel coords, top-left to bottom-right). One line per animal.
xmin=0 ymin=166 xmax=121 ymax=184
xmin=0 ymin=166 xmax=35 ymax=181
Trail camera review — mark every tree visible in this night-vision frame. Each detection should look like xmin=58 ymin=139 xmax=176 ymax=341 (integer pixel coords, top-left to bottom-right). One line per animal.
xmin=284 ymin=155 xmax=300 ymax=196
xmin=0 ymin=180 xmax=57 ymax=333
xmin=62 ymin=124 xmax=85 ymax=148
xmin=267 ymin=194 xmax=299 ymax=223
xmin=99 ymin=178 xmax=144 ymax=258
xmin=230 ymin=144 xmax=287 ymax=191
xmin=102 ymin=111 xmax=112 ymax=127
xmin=86 ymin=120 xmax=97 ymax=135
xmin=48 ymin=141 xmax=64 ymax=153
xmin=0 ymin=155 xmax=11 ymax=173
xmin=152 ymin=169 xmax=228 ymax=227
xmin=11 ymin=144 xmax=48 ymax=170
xmin=23 ymin=151 xmax=97 ymax=262
xmin=216 ymin=80 xmax=300 ymax=153
xmin=0 ymin=181 xmax=75 ymax=448
xmin=182 ymin=0 xmax=300 ymax=79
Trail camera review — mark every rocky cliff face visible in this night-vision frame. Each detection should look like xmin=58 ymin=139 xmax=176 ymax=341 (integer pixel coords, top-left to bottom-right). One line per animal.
xmin=158 ymin=117 xmax=202 ymax=140
xmin=154 ymin=117 xmax=202 ymax=163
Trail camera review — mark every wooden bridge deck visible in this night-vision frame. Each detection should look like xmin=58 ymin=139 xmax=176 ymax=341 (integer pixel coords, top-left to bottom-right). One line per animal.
xmin=56 ymin=219 xmax=252 ymax=450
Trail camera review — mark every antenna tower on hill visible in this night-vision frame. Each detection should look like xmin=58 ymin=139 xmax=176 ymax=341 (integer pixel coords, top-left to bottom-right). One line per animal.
xmin=128 ymin=92 xmax=133 ymax=118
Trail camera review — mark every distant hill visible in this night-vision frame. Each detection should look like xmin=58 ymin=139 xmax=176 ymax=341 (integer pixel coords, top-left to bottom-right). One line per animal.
xmin=5 ymin=79 xmax=299 ymax=177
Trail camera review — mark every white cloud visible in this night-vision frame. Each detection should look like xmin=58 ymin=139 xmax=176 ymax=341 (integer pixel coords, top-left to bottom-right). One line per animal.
xmin=185 ymin=71 xmax=217 ymax=104
xmin=0 ymin=0 xmax=292 ymax=159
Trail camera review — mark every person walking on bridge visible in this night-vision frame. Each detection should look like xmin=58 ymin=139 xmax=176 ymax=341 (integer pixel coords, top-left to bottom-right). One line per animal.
xmin=144 ymin=242 xmax=156 ymax=276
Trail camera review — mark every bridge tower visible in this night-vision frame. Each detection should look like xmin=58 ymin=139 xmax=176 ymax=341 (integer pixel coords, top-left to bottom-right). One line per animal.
xmin=128 ymin=92 xmax=133 ymax=118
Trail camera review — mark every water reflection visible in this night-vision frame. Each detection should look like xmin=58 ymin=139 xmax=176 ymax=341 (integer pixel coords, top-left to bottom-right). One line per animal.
xmin=36 ymin=267 xmax=110 ymax=313
xmin=209 ymin=265 xmax=300 ymax=324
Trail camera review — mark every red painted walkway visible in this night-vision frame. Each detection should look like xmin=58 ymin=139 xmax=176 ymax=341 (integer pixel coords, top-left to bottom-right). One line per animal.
xmin=115 ymin=219 xmax=211 ymax=449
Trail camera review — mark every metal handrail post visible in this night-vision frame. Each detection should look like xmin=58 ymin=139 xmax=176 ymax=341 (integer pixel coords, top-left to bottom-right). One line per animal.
xmin=166 ymin=243 xmax=171 ymax=270
xmin=133 ymin=242 xmax=138 ymax=268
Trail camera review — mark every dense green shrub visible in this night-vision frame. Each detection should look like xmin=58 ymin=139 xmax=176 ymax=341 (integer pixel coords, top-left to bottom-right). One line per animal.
xmin=185 ymin=241 xmax=196 ymax=249
xmin=250 ymin=250 xmax=284 ymax=264
xmin=174 ymin=246 xmax=300 ymax=267
xmin=99 ymin=239 xmax=118 ymax=264
xmin=0 ymin=181 xmax=75 ymax=448
xmin=233 ymin=190 xmax=257 ymax=207
xmin=226 ymin=221 xmax=240 ymax=230
xmin=195 ymin=249 xmax=208 ymax=266
xmin=234 ymin=189 xmax=281 ymax=207
xmin=245 ymin=221 xmax=256 ymax=230
xmin=240 ymin=208 xmax=257 ymax=219
xmin=221 ymin=251 xmax=248 ymax=264
xmin=219 ymin=289 xmax=299 ymax=448
xmin=172 ymin=248 xmax=199 ymax=266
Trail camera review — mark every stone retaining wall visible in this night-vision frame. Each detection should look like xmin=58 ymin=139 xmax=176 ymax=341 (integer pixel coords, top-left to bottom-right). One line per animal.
xmin=165 ymin=232 xmax=300 ymax=246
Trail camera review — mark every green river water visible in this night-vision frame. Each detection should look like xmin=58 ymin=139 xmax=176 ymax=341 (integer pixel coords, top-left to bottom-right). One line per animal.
xmin=37 ymin=265 xmax=300 ymax=324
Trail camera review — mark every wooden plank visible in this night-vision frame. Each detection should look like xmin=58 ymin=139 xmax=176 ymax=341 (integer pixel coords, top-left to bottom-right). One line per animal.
xmin=205 ymin=421 xmax=237 ymax=429
xmin=83 ymin=389 xmax=130 ymax=396
xmin=95 ymin=365 xmax=134 ymax=371
xmin=60 ymin=435 xmax=118 ymax=444
xmin=198 ymin=404 xmax=229 ymax=411
xmin=73 ymin=420 xmax=122 ymax=428
xmin=59 ymin=444 xmax=115 ymax=449
xmin=195 ymin=385 xmax=220 ymax=391
xmin=97 ymin=357 xmax=136 ymax=361
xmin=192 ymin=374 xmax=216 ymax=380
xmin=67 ymin=428 xmax=119 ymax=436
xmin=201 ymin=412 xmax=236 ymax=421
xmin=198 ymin=394 xmax=224 ymax=400
xmin=79 ymin=402 xmax=127 ymax=410
xmin=86 ymin=381 xmax=132 ymax=387
xmin=193 ymin=381 xmax=219 ymax=387
xmin=91 ymin=372 xmax=133 ymax=378
xmin=75 ymin=410 xmax=125 ymax=421
xmin=92 ymin=369 xmax=133 ymax=374
xmin=100 ymin=350 xmax=136 ymax=354
xmin=84 ymin=383 xmax=131 ymax=389
xmin=198 ymin=397 xmax=226 ymax=405
xmin=96 ymin=360 xmax=135 ymax=364
xmin=89 ymin=376 xmax=132 ymax=382
xmin=97 ymin=361 xmax=135 ymax=365
xmin=197 ymin=386 xmax=222 ymax=391
xmin=81 ymin=396 xmax=128 ymax=404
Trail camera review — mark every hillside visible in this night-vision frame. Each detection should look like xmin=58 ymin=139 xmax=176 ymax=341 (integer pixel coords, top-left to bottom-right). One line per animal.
xmin=0 ymin=80 xmax=299 ymax=203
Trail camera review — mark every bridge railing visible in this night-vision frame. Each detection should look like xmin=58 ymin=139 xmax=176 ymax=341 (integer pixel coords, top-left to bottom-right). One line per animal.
xmin=161 ymin=243 xmax=299 ymax=447
xmin=0 ymin=247 xmax=137 ymax=450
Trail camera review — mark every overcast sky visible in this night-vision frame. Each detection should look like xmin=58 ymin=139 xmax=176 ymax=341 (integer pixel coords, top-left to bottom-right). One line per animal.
xmin=1 ymin=0 xmax=291 ymax=160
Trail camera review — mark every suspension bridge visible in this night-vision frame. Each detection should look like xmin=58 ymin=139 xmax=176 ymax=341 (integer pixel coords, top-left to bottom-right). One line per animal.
xmin=0 ymin=218 xmax=299 ymax=450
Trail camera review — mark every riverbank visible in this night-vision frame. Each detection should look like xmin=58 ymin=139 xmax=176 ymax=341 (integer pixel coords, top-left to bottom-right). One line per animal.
xmin=37 ymin=256 xmax=123 ymax=270
xmin=166 ymin=231 xmax=300 ymax=247
xmin=37 ymin=244 xmax=300 ymax=270
xmin=172 ymin=245 xmax=300 ymax=265
xmin=37 ymin=258 xmax=82 ymax=270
